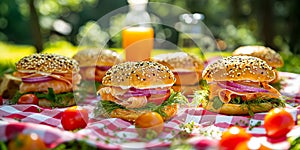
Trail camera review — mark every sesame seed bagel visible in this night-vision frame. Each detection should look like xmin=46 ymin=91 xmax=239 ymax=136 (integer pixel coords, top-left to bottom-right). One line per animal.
xmin=153 ymin=52 xmax=204 ymax=94
xmin=202 ymin=56 xmax=275 ymax=82
xmin=232 ymin=46 xmax=284 ymax=68
xmin=102 ymin=61 xmax=176 ymax=89
xmin=152 ymin=52 xmax=204 ymax=72
xmin=16 ymin=53 xmax=79 ymax=74
xmin=73 ymin=49 xmax=123 ymax=67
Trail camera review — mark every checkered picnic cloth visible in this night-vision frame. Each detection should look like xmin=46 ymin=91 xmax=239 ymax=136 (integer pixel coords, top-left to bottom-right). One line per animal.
xmin=0 ymin=72 xmax=300 ymax=149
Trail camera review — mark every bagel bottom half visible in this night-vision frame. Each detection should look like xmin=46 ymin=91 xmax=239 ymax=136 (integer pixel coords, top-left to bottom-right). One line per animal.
xmin=109 ymin=103 xmax=179 ymax=122
xmin=38 ymin=98 xmax=76 ymax=108
xmin=202 ymin=99 xmax=275 ymax=115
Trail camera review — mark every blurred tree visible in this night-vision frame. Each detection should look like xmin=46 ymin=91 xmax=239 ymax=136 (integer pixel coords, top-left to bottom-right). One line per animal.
xmin=288 ymin=0 xmax=300 ymax=54
xmin=28 ymin=0 xmax=43 ymax=52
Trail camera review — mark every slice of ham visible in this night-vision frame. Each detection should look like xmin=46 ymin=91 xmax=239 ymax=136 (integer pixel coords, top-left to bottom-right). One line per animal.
xmin=20 ymin=80 xmax=73 ymax=94
xmin=98 ymin=86 xmax=171 ymax=109
xmin=209 ymin=81 xmax=280 ymax=104
xmin=119 ymin=96 xmax=148 ymax=109
xmin=98 ymin=87 xmax=147 ymax=108
xmin=14 ymin=71 xmax=81 ymax=94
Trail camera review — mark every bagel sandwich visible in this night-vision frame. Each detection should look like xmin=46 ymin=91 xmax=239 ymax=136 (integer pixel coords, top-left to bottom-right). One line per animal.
xmin=12 ymin=53 xmax=81 ymax=107
xmin=152 ymin=52 xmax=205 ymax=96
xmin=95 ymin=61 xmax=188 ymax=122
xmin=198 ymin=56 xmax=285 ymax=116
xmin=73 ymin=49 xmax=123 ymax=94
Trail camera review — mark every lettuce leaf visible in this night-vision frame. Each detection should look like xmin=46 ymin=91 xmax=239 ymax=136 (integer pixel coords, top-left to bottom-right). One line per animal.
xmin=94 ymin=90 xmax=188 ymax=118
xmin=11 ymin=88 xmax=76 ymax=107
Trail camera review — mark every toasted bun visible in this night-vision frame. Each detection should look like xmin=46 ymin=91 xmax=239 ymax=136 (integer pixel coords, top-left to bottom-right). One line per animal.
xmin=232 ymin=46 xmax=284 ymax=68
xmin=109 ymin=103 xmax=178 ymax=122
xmin=153 ymin=52 xmax=204 ymax=72
xmin=73 ymin=49 xmax=123 ymax=67
xmin=153 ymin=52 xmax=204 ymax=85
xmin=202 ymin=56 xmax=275 ymax=82
xmin=16 ymin=53 xmax=79 ymax=74
xmin=203 ymin=99 xmax=274 ymax=115
xmin=102 ymin=61 xmax=176 ymax=89
xmin=38 ymin=98 xmax=75 ymax=108
xmin=270 ymin=69 xmax=280 ymax=84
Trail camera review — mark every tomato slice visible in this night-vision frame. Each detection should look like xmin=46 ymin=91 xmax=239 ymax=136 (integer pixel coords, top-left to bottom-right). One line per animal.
xmin=17 ymin=94 xmax=39 ymax=105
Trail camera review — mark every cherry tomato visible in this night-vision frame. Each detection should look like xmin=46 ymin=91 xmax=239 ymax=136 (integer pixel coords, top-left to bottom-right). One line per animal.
xmin=135 ymin=112 xmax=164 ymax=140
xmin=8 ymin=133 xmax=47 ymax=150
xmin=61 ymin=106 xmax=89 ymax=131
xmin=17 ymin=94 xmax=38 ymax=105
xmin=234 ymin=139 xmax=263 ymax=150
xmin=219 ymin=126 xmax=252 ymax=150
xmin=264 ymin=108 xmax=295 ymax=138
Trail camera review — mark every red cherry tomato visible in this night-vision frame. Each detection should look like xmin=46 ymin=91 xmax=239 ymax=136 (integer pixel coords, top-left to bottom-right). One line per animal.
xmin=264 ymin=108 xmax=295 ymax=138
xmin=135 ymin=112 xmax=164 ymax=140
xmin=219 ymin=126 xmax=252 ymax=150
xmin=61 ymin=106 xmax=89 ymax=131
xmin=234 ymin=139 xmax=263 ymax=150
xmin=17 ymin=94 xmax=39 ymax=105
xmin=8 ymin=133 xmax=47 ymax=150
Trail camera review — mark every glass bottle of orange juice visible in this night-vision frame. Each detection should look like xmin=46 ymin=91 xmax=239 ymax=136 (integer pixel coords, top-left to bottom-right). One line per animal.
xmin=122 ymin=0 xmax=154 ymax=61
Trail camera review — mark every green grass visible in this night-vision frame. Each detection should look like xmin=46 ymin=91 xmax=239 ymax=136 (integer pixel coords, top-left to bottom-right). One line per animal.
xmin=278 ymin=53 xmax=300 ymax=74
xmin=0 ymin=42 xmax=299 ymax=77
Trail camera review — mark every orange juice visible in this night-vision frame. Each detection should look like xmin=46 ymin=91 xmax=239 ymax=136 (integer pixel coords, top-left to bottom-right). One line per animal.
xmin=122 ymin=27 xmax=154 ymax=61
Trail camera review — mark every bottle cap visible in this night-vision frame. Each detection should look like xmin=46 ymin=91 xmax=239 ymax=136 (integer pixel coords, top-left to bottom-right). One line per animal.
xmin=128 ymin=0 xmax=148 ymax=5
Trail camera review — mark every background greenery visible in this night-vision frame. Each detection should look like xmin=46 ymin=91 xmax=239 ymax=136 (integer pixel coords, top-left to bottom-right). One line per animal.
xmin=0 ymin=0 xmax=299 ymax=73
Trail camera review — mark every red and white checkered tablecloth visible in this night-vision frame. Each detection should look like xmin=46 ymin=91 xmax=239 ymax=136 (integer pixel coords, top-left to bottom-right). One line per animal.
xmin=0 ymin=72 xmax=300 ymax=149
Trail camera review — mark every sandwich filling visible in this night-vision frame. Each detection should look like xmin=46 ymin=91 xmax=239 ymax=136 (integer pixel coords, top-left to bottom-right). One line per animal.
xmin=208 ymin=81 xmax=280 ymax=103
xmin=12 ymin=71 xmax=81 ymax=106
xmin=95 ymin=88 xmax=187 ymax=119
xmin=14 ymin=71 xmax=81 ymax=93
xmin=98 ymin=86 xmax=172 ymax=109
xmin=197 ymin=80 xmax=285 ymax=116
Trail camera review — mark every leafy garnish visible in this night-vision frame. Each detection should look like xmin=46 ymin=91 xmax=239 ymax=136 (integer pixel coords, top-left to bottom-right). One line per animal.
xmin=211 ymin=96 xmax=285 ymax=116
xmin=199 ymin=79 xmax=209 ymax=90
xmin=289 ymin=134 xmax=300 ymax=150
xmin=249 ymin=121 xmax=261 ymax=130
xmin=191 ymin=89 xmax=209 ymax=107
xmin=95 ymin=100 xmax=125 ymax=117
xmin=10 ymin=91 xmax=23 ymax=104
xmin=153 ymin=91 xmax=188 ymax=117
xmin=94 ymin=90 xmax=188 ymax=118
xmin=212 ymin=96 xmax=224 ymax=110
xmin=52 ymin=140 xmax=98 ymax=150
xmin=270 ymin=78 xmax=283 ymax=91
